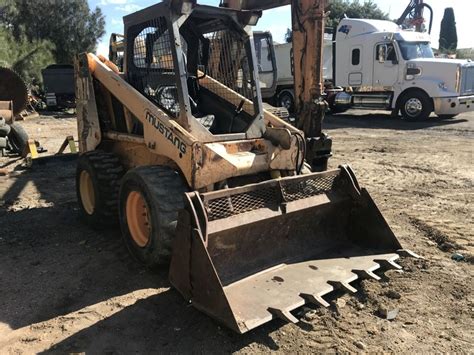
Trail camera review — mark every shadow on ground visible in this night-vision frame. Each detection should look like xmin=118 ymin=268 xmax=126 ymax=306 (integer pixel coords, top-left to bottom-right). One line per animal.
xmin=0 ymin=158 xmax=283 ymax=353
xmin=0 ymin=159 xmax=157 ymax=330
xmin=39 ymin=292 xmax=285 ymax=354
xmin=325 ymin=112 xmax=468 ymax=131
xmin=38 ymin=110 xmax=76 ymax=119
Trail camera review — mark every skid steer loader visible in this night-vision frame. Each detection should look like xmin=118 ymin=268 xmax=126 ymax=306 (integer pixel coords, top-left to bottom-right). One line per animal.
xmin=75 ymin=0 xmax=416 ymax=334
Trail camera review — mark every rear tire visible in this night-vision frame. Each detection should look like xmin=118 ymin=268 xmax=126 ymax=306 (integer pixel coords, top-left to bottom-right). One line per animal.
xmin=119 ymin=166 xmax=187 ymax=267
xmin=278 ymin=90 xmax=295 ymax=113
xmin=437 ymin=114 xmax=458 ymax=119
xmin=76 ymin=151 xmax=124 ymax=228
xmin=8 ymin=122 xmax=28 ymax=156
xmin=399 ymin=91 xmax=432 ymax=120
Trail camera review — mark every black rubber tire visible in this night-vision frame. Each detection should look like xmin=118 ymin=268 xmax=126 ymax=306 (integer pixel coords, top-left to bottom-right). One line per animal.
xmin=8 ymin=122 xmax=28 ymax=156
xmin=328 ymin=104 xmax=348 ymax=115
xmin=278 ymin=91 xmax=295 ymax=113
xmin=119 ymin=166 xmax=187 ymax=267
xmin=437 ymin=114 xmax=458 ymax=119
xmin=0 ymin=118 xmax=10 ymax=137
xmin=76 ymin=151 xmax=124 ymax=228
xmin=399 ymin=91 xmax=433 ymax=121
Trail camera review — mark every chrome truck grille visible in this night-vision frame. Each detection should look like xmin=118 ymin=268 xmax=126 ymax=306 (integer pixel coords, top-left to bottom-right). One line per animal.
xmin=461 ymin=65 xmax=474 ymax=96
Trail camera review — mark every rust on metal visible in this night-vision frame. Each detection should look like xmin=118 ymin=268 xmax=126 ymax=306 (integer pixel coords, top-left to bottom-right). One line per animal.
xmin=170 ymin=165 xmax=413 ymax=333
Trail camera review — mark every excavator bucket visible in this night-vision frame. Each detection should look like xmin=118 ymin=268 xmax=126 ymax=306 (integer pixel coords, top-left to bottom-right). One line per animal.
xmin=169 ymin=165 xmax=413 ymax=333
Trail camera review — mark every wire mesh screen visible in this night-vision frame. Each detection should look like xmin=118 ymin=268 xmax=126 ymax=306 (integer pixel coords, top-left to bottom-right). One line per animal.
xmin=204 ymin=171 xmax=340 ymax=221
xmin=201 ymin=31 xmax=255 ymax=115
xmin=128 ymin=17 xmax=180 ymax=117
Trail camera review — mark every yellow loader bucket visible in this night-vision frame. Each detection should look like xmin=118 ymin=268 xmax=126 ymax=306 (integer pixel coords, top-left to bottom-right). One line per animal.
xmin=169 ymin=165 xmax=414 ymax=333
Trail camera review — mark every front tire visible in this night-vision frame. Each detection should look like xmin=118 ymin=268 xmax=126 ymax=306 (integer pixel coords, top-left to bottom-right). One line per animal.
xmin=119 ymin=166 xmax=187 ymax=267
xmin=76 ymin=151 xmax=124 ymax=228
xmin=399 ymin=91 xmax=433 ymax=120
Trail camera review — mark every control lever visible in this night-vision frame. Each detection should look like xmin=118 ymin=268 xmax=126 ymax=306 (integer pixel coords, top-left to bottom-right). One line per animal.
xmin=229 ymin=99 xmax=245 ymax=133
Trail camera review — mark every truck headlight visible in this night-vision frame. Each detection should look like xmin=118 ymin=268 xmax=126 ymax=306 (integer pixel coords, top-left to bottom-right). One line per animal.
xmin=406 ymin=65 xmax=421 ymax=80
xmin=455 ymin=65 xmax=461 ymax=93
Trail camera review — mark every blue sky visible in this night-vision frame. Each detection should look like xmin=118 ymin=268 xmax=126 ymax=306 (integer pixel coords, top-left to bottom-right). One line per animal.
xmin=89 ymin=0 xmax=473 ymax=56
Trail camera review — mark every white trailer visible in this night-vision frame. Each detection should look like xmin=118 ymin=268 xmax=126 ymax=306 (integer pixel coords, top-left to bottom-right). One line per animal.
xmin=256 ymin=18 xmax=474 ymax=120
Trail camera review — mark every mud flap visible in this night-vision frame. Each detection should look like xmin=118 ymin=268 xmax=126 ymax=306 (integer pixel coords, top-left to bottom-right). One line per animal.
xmin=169 ymin=165 xmax=415 ymax=333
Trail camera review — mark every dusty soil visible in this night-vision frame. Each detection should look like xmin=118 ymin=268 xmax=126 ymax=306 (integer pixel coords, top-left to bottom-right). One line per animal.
xmin=0 ymin=111 xmax=472 ymax=353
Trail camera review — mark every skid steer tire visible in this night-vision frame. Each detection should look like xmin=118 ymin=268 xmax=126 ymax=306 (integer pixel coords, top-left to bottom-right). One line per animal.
xmin=119 ymin=166 xmax=187 ymax=267
xmin=76 ymin=151 xmax=124 ymax=228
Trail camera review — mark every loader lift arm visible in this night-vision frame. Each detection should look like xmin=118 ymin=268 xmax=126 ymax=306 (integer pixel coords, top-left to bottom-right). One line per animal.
xmin=221 ymin=0 xmax=332 ymax=171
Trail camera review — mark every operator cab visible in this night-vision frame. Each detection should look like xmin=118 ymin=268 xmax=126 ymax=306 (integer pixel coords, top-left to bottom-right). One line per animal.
xmin=123 ymin=2 xmax=265 ymax=139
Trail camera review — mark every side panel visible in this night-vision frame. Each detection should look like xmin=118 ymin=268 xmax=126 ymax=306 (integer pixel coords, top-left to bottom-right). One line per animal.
xmin=274 ymin=43 xmax=294 ymax=87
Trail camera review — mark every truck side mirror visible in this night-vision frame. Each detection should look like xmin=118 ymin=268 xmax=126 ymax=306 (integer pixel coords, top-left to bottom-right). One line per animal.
xmin=378 ymin=45 xmax=387 ymax=63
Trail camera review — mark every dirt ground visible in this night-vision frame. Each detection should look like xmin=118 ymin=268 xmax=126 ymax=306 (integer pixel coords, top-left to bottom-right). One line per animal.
xmin=0 ymin=110 xmax=472 ymax=353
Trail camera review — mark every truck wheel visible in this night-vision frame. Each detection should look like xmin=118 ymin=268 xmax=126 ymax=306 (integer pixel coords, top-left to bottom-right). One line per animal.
xmin=119 ymin=166 xmax=187 ymax=267
xmin=8 ymin=122 xmax=29 ymax=156
xmin=329 ymin=106 xmax=348 ymax=115
xmin=399 ymin=91 xmax=432 ymax=120
xmin=437 ymin=114 xmax=458 ymax=119
xmin=76 ymin=151 xmax=124 ymax=228
xmin=278 ymin=91 xmax=295 ymax=113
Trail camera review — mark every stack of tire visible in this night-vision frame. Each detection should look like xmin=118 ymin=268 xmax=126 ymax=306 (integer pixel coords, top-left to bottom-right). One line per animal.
xmin=0 ymin=67 xmax=29 ymax=157
xmin=0 ymin=119 xmax=28 ymax=157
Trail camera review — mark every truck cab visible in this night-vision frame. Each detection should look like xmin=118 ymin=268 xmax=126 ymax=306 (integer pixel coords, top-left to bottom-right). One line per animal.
xmin=334 ymin=18 xmax=474 ymax=119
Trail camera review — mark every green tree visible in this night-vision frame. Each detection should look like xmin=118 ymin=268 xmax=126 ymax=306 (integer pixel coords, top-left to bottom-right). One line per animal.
xmin=439 ymin=8 xmax=457 ymax=54
xmin=285 ymin=28 xmax=293 ymax=43
xmin=285 ymin=0 xmax=388 ymax=42
xmin=0 ymin=27 xmax=55 ymax=83
xmin=325 ymin=0 xmax=388 ymax=28
xmin=3 ymin=0 xmax=105 ymax=64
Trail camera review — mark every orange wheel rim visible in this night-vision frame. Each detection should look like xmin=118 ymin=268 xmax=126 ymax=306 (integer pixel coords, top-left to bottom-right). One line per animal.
xmin=79 ymin=170 xmax=95 ymax=215
xmin=126 ymin=191 xmax=151 ymax=247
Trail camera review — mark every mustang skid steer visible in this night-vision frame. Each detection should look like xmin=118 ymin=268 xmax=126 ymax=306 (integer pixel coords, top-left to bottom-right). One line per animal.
xmin=75 ymin=0 xmax=416 ymax=333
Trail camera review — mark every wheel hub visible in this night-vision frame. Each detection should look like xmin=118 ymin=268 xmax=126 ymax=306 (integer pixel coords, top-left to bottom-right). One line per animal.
xmin=126 ymin=191 xmax=151 ymax=247
xmin=79 ymin=170 xmax=95 ymax=215
xmin=279 ymin=94 xmax=293 ymax=110
xmin=405 ymin=98 xmax=423 ymax=117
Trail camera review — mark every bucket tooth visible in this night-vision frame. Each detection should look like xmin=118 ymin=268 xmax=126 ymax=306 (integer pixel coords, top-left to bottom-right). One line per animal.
xmin=300 ymin=292 xmax=331 ymax=308
xmin=352 ymin=268 xmax=381 ymax=281
xmin=397 ymin=249 xmax=422 ymax=259
xmin=374 ymin=258 xmax=403 ymax=271
xmin=328 ymin=280 xmax=358 ymax=294
xmin=268 ymin=307 xmax=299 ymax=324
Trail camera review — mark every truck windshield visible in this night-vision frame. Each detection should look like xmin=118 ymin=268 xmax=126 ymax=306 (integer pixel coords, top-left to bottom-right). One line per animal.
xmin=398 ymin=41 xmax=434 ymax=60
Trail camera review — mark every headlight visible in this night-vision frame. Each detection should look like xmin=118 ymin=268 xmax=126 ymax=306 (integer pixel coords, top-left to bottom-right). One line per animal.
xmin=406 ymin=64 xmax=421 ymax=80
xmin=455 ymin=65 xmax=461 ymax=93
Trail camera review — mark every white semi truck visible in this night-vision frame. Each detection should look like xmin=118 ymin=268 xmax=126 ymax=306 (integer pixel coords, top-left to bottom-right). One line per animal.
xmin=256 ymin=18 xmax=474 ymax=120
